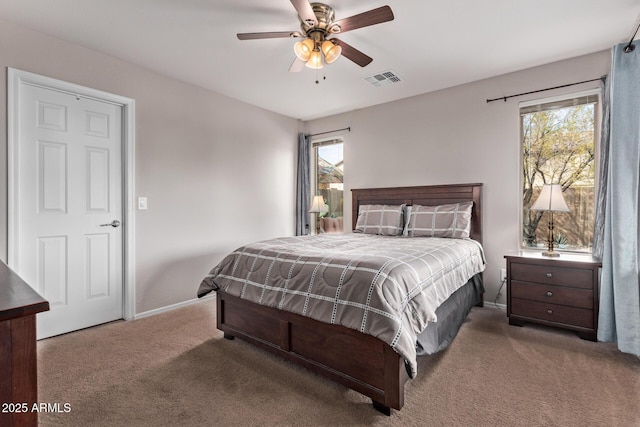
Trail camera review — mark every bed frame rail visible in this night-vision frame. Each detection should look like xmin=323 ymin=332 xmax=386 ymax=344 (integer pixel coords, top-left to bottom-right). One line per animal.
xmin=217 ymin=292 xmax=409 ymax=413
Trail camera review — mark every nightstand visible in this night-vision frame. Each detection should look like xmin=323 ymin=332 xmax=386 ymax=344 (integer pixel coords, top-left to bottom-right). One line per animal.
xmin=505 ymin=251 xmax=601 ymax=341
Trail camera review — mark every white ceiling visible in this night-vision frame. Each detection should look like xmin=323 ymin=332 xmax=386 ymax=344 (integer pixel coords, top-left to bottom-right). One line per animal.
xmin=1 ymin=0 xmax=639 ymax=121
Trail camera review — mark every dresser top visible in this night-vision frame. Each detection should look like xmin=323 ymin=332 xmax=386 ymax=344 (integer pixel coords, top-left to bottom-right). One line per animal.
xmin=0 ymin=262 xmax=49 ymax=322
xmin=504 ymin=250 xmax=602 ymax=266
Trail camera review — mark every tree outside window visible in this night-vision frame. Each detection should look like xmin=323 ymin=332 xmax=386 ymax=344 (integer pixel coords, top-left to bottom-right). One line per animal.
xmin=313 ymin=138 xmax=343 ymax=219
xmin=521 ymin=93 xmax=598 ymax=253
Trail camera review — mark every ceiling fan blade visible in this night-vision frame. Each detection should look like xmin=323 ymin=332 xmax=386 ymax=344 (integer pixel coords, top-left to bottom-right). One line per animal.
xmin=333 ymin=39 xmax=372 ymax=67
xmin=330 ymin=6 xmax=394 ymax=34
xmin=289 ymin=57 xmax=306 ymax=73
xmin=289 ymin=0 xmax=317 ymax=26
xmin=237 ymin=31 xmax=302 ymax=40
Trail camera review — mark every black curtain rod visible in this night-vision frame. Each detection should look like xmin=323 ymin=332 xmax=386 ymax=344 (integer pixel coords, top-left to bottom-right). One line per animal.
xmin=624 ymin=18 xmax=640 ymax=53
xmin=486 ymin=78 xmax=601 ymax=103
xmin=309 ymin=127 xmax=351 ymax=137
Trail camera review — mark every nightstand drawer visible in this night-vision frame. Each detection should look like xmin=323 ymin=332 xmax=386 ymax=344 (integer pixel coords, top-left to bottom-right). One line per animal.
xmin=510 ymin=263 xmax=593 ymax=289
xmin=510 ymin=281 xmax=593 ymax=309
xmin=511 ymin=298 xmax=594 ymax=329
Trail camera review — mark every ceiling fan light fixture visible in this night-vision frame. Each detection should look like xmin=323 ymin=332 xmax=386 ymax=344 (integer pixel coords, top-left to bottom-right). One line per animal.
xmin=305 ymin=49 xmax=324 ymax=69
xmin=294 ymin=38 xmax=315 ymax=61
xmin=237 ymin=3 xmax=395 ymax=73
xmin=322 ymin=40 xmax=341 ymax=64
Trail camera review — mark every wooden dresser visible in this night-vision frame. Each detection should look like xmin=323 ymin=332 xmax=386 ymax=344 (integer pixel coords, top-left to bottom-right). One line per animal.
xmin=505 ymin=251 xmax=601 ymax=341
xmin=0 ymin=262 xmax=49 ymax=427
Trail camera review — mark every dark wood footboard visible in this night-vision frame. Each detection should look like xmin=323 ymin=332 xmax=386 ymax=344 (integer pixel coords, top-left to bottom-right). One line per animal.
xmin=216 ymin=292 xmax=410 ymax=413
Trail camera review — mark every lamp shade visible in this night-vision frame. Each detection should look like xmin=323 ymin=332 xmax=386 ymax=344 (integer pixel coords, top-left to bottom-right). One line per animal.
xmin=321 ymin=40 xmax=342 ymax=64
xmin=294 ymin=38 xmax=315 ymax=61
xmin=531 ymin=184 xmax=570 ymax=212
xmin=309 ymin=195 xmax=329 ymax=213
xmin=305 ymin=49 xmax=324 ymax=69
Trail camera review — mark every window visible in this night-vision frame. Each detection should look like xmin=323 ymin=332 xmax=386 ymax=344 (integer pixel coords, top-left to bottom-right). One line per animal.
xmin=520 ymin=91 xmax=599 ymax=253
xmin=312 ymin=137 xmax=343 ymax=223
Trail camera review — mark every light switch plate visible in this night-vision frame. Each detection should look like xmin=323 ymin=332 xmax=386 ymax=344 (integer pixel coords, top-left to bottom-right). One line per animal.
xmin=138 ymin=197 xmax=148 ymax=210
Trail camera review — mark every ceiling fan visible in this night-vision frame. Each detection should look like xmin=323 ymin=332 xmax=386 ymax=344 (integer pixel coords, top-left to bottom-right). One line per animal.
xmin=237 ymin=1 xmax=394 ymax=72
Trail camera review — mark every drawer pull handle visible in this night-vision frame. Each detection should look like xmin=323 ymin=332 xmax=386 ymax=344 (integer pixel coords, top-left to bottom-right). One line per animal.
xmin=547 ymin=309 xmax=553 ymax=315
xmin=546 ymin=273 xmax=553 ymax=278
xmin=546 ymin=291 xmax=553 ymax=297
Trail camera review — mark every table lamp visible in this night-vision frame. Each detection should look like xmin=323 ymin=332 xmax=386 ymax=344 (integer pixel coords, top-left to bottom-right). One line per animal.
xmin=531 ymin=184 xmax=570 ymax=257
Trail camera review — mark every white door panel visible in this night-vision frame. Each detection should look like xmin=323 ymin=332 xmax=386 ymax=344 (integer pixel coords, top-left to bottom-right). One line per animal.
xmin=17 ymin=84 xmax=123 ymax=339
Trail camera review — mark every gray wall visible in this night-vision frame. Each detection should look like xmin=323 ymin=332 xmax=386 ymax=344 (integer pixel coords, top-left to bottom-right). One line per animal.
xmin=304 ymin=51 xmax=609 ymax=305
xmin=0 ymin=18 xmax=299 ymax=313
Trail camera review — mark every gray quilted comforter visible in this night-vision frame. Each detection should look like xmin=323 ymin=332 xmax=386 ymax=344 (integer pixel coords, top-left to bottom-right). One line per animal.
xmin=198 ymin=233 xmax=485 ymax=376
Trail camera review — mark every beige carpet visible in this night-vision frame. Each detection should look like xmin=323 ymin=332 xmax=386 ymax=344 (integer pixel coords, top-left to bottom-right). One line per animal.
xmin=37 ymin=299 xmax=640 ymax=426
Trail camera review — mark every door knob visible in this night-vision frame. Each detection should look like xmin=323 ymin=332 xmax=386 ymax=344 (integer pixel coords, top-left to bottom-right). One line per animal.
xmin=100 ymin=220 xmax=121 ymax=228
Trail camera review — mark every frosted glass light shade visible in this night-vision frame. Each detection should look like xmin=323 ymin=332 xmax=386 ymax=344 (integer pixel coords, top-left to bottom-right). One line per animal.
xmin=531 ymin=184 xmax=570 ymax=212
xmin=294 ymin=38 xmax=315 ymax=61
xmin=305 ymin=50 xmax=324 ymax=69
xmin=321 ymin=40 xmax=342 ymax=64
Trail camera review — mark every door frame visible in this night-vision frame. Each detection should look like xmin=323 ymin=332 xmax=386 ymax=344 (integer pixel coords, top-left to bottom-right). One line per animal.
xmin=7 ymin=68 xmax=137 ymax=320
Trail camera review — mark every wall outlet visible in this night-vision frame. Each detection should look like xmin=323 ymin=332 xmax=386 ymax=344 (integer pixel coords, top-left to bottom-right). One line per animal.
xmin=500 ymin=268 xmax=507 ymax=282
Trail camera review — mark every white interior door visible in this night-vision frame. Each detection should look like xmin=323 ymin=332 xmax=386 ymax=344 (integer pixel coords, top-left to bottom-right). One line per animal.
xmin=14 ymin=82 xmax=124 ymax=339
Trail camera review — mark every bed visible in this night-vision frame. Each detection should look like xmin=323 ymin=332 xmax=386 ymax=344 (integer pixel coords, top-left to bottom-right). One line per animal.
xmin=198 ymin=183 xmax=484 ymax=414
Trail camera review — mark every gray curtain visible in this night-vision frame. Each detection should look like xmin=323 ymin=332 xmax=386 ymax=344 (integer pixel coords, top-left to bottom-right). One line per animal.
xmin=295 ymin=133 xmax=311 ymax=235
xmin=597 ymin=42 xmax=640 ymax=357
xmin=592 ymin=74 xmax=609 ymax=259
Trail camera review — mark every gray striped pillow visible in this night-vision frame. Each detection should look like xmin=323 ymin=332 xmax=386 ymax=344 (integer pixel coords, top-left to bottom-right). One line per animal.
xmin=406 ymin=202 xmax=473 ymax=239
xmin=354 ymin=204 xmax=405 ymax=236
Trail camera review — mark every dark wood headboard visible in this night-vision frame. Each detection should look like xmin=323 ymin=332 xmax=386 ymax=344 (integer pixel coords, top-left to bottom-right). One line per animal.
xmin=351 ymin=183 xmax=483 ymax=244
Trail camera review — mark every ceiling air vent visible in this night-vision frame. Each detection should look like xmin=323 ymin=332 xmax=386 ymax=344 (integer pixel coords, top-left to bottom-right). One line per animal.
xmin=364 ymin=70 xmax=403 ymax=87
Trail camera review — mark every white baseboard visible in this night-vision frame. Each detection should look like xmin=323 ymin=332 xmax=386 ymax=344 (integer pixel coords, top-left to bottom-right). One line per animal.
xmin=483 ymin=301 xmax=507 ymax=310
xmin=134 ymin=293 xmax=216 ymax=320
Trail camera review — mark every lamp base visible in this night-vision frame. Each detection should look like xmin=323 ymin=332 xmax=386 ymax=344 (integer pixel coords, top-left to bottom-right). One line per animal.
xmin=541 ymin=250 xmax=560 ymax=257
